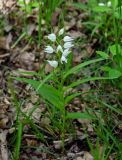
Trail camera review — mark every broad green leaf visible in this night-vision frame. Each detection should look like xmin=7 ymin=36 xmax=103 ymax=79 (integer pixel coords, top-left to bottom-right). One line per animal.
xmin=102 ymin=67 xmax=122 ymax=78
xmin=96 ymin=51 xmax=109 ymax=59
xmin=109 ymin=44 xmax=121 ymax=56
xmin=109 ymin=68 xmax=122 ymax=78
xmin=15 ymin=77 xmax=64 ymax=109
xmin=63 ymin=58 xmax=104 ymax=79
xmin=66 ymin=112 xmax=96 ymax=119
xmin=70 ymin=3 xmax=87 ymax=11
xmin=111 ymin=0 xmax=118 ymax=10
xmin=102 ymin=66 xmax=112 ymax=71
xmin=32 ymin=2 xmax=39 ymax=7
xmin=93 ymin=6 xmax=111 ymax=12
xmin=115 ymin=6 xmax=122 ymax=19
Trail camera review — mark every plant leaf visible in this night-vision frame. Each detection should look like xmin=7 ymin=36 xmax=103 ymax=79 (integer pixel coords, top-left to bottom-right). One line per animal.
xmin=102 ymin=67 xmax=122 ymax=78
xmin=64 ymin=77 xmax=115 ymax=90
xmin=109 ymin=69 xmax=122 ymax=78
xmin=109 ymin=44 xmax=121 ymax=56
xmin=65 ymin=92 xmax=82 ymax=105
xmin=97 ymin=51 xmax=109 ymax=59
xmin=66 ymin=112 xmax=96 ymax=119
xmin=70 ymin=2 xmax=87 ymax=11
xmin=63 ymin=58 xmax=104 ymax=79
xmin=15 ymin=77 xmax=64 ymax=109
xmin=93 ymin=6 xmax=110 ymax=12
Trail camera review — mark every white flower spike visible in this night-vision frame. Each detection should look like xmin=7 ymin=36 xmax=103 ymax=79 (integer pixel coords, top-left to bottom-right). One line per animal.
xmin=63 ymin=36 xmax=73 ymax=42
xmin=63 ymin=49 xmax=70 ymax=57
xmin=59 ymin=28 xmax=64 ymax=36
xmin=48 ymin=33 xmax=56 ymax=42
xmin=64 ymin=42 xmax=74 ymax=49
xmin=98 ymin=3 xmax=105 ymax=6
xmin=56 ymin=45 xmax=63 ymax=53
xmin=61 ymin=55 xmax=67 ymax=64
xmin=47 ymin=60 xmax=58 ymax=68
xmin=45 ymin=46 xmax=54 ymax=54
xmin=107 ymin=1 xmax=112 ymax=7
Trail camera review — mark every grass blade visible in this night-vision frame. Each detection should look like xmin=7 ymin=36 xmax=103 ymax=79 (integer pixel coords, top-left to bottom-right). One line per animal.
xmin=63 ymin=58 xmax=104 ymax=79
xmin=66 ymin=112 xmax=96 ymax=119
xmin=14 ymin=122 xmax=23 ymax=160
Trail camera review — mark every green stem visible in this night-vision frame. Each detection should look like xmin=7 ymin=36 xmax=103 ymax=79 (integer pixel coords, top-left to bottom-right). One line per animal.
xmin=14 ymin=122 xmax=23 ymax=160
xmin=38 ymin=0 xmax=42 ymax=46
xmin=61 ymin=108 xmax=66 ymax=151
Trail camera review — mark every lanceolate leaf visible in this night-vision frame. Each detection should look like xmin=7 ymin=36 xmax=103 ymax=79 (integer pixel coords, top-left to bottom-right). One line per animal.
xmin=15 ymin=77 xmax=64 ymax=109
xmin=63 ymin=58 xmax=104 ymax=79
xmin=66 ymin=112 xmax=96 ymax=119
xmin=65 ymin=92 xmax=82 ymax=105
xmin=64 ymin=76 xmax=117 ymax=90
xmin=65 ymin=90 xmax=96 ymax=105
xmin=96 ymin=51 xmax=109 ymax=59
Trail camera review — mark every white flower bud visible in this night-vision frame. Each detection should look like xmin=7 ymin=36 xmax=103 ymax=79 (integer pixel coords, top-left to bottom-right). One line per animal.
xmin=63 ymin=49 xmax=70 ymax=57
xmin=56 ymin=45 xmax=63 ymax=53
xmin=45 ymin=46 xmax=54 ymax=54
xmin=63 ymin=36 xmax=73 ymax=42
xmin=107 ymin=1 xmax=112 ymax=7
xmin=47 ymin=60 xmax=58 ymax=68
xmin=98 ymin=3 xmax=105 ymax=6
xmin=64 ymin=42 xmax=74 ymax=49
xmin=61 ymin=55 xmax=67 ymax=64
xmin=59 ymin=28 xmax=64 ymax=36
xmin=48 ymin=33 xmax=56 ymax=42
xmin=25 ymin=0 xmax=30 ymax=4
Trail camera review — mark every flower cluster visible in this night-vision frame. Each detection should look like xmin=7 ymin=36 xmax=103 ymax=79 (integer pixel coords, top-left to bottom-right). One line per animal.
xmin=98 ymin=1 xmax=112 ymax=7
xmin=44 ymin=28 xmax=74 ymax=68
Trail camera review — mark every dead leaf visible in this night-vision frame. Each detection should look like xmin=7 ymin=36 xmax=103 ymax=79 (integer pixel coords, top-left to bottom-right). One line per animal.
xmin=27 ymin=24 xmax=36 ymax=36
xmin=18 ymin=52 xmax=35 ymax=70
xmin=22 ymin=103 xmax=43 ymax=122
xmin=83 ymin=151 xmax=93 ymax=160
xmin=25 ymin=138 xmax=38 ymax=147
xmin=45 ymin=63 xmax=53 ymax=73
xmin=0 ymin=130 xmax=9 ymax=160
xmin=40 ymin=117 xmax=51 ymax=126
xmin=0 ymin=117 xmax=8 ymax=128
xmin=76 ymin=157 xmax=83 ymax=160
xmin=51 ymin=9 xmax=61 ymax=26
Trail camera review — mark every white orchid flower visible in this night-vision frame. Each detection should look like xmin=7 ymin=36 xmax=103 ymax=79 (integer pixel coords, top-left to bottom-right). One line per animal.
xmin=63 ymin=49 xmax=70 ymax=57
xmin=64 ymin=42 xmax=74 ymax=49
xmin=48 ymin=33 xmax=56 ymax=42
xmin=59 ymin=28 xmax=64 ymax=36
xmin=47 ymin=60 xmax=58 ymax=68
xmin=45 ymin=46 xmax=54 ymax=54
xmin=25 ymin=0 xmax=30 ymax=4
xmin=56 ymin=45 xmax=63 ymax=53
xmin=61 ymin=55 xmax=67 ymax=64
xmin=63 ymin=36 xmax=73 ymax=42
xmin=107 ymin=1 xmax=112 ymax=7
xmin=98 ymin=3 xmax=105 ymax=6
